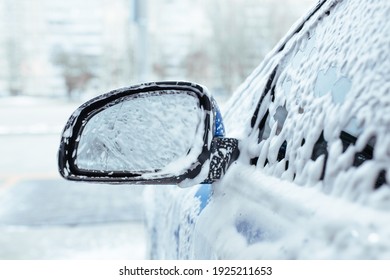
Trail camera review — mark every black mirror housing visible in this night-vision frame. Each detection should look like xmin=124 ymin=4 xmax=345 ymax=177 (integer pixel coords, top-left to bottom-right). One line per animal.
xmin=58 ymin=81 xmax=216 ymax=185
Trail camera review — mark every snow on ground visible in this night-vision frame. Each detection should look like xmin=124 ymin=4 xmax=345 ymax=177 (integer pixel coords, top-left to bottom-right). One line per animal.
xmin=0 ymin=96 xmax=148 ymax=259
xmin=0 ymin=178 xmax=148 ymax=260
xmin=0 ymin=222 xmax=146 ymax=260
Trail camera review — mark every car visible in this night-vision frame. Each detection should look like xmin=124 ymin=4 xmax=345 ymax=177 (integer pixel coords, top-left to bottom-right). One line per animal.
xmin=58 ymin=0 xmax=390 ymax=259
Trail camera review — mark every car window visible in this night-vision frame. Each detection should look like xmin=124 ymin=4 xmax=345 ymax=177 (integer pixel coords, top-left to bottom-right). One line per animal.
xmin=246 ymin=0 xmax=389 ymax=202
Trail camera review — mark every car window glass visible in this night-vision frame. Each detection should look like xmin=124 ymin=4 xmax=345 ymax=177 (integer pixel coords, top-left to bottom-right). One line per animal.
xmin=247 ymin=0 xmax=389 ymax=202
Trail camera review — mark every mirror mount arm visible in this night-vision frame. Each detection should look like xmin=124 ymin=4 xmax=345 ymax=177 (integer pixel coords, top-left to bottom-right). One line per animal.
xmin=203 ymin=138 xmax=240 ymax=183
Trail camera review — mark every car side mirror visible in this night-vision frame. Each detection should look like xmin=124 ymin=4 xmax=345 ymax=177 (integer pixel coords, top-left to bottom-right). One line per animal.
xmin=58 ymin=81 xmax=239 ymax=186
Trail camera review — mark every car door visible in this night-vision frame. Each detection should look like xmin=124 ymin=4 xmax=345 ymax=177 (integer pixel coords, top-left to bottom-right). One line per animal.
xmin=192 ymin=0 xmax=390 ymax=259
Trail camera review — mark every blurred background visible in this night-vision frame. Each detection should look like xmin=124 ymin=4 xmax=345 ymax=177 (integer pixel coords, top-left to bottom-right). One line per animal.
xmin=0 ymin=0 xmax=313 ymax=259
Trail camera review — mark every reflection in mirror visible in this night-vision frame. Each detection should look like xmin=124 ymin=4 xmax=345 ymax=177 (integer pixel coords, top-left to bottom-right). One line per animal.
xmin=75 ymin=91 xmax=201 ymax=173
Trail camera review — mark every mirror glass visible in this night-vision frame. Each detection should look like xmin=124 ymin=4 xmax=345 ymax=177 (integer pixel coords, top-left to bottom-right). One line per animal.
xmin=74 ymin=91 xmax=202 ymax=173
